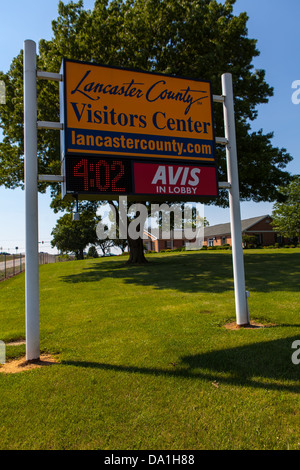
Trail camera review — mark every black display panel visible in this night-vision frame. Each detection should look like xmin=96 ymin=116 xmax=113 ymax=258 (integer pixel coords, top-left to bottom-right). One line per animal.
xmin=65 ymin=156 xmax=133 ymax=195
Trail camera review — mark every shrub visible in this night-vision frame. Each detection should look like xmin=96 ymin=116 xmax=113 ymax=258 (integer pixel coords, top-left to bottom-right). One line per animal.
xmin=57 ymin=254 xmax=73 ymax=261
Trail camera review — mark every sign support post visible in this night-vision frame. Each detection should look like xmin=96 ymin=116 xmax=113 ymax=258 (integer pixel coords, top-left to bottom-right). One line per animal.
xmin=24 ymin=40 xmax=40 ymax=360
xmin=222 ymin=73 xmax=249 ymax=326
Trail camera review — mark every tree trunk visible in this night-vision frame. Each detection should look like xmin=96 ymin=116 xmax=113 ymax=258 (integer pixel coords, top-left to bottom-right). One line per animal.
xmin=76 ymin=248 xmax=84 ymax=260
xmin=126 ymin=237 xmax=148 ymax=264
xmin=110 ymin=199 xmax=148 ymax=264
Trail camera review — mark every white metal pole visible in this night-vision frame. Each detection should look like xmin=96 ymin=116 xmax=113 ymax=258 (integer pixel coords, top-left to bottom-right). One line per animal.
xmin=222 ymin=73 xmax=250 ymax=326
xmin=24 ymin=40 xmax=40 ymax=360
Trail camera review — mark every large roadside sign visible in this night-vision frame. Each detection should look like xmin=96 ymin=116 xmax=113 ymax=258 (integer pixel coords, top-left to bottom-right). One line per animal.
xmin=24 ymin=41 xmax=250 ymax=363
xmin=60 ymin=59 xmax=218 ymax=199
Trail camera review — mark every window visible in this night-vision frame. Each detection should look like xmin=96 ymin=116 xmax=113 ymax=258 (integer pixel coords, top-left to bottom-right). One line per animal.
xmin=256 ymin=234 xmax=263 ymax=244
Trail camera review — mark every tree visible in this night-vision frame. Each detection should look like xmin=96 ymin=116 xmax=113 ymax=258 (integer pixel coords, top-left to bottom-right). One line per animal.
xmin=242 ymin=234 xmax=258 ymax=248
xmin=87 ymin=245 xmax=99 ymax=258
xmin=96 ymin=239 xmax=114 ymax=256
xmin=271 ymin=176 xmax=300 ymax=240
xmin=109 ymin=199 xmax=149 ymax=263
xmin=51 ymin=207 xmax=99 ymax=259
xmin=0 ymin=0 xmax=293 ymax=262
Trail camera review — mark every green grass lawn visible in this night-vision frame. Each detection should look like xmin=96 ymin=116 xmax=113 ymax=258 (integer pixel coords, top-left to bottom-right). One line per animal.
xmin=0 ymin=249 xmax=299 ymax=450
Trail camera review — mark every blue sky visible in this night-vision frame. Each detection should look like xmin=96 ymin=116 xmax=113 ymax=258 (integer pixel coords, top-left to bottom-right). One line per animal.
xmin=0 ymin=0 xmax=299 ymax=253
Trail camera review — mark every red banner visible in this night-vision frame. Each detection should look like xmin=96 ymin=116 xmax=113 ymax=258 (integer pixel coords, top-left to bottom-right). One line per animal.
xmin=134 ymin=162 xmax=218 ymax=197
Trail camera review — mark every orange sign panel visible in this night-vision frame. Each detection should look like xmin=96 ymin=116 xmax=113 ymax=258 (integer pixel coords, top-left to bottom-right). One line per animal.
xmin=61 ymin=59 xmax=216 ymax=163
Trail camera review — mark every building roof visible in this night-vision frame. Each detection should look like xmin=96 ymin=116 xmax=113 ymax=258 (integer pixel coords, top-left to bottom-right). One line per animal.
xmin=204 ymin=215 xmax=271 ymax=238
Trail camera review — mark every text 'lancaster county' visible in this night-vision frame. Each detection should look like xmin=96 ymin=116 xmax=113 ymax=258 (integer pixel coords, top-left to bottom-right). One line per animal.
xmin=70 ymin=70 xmax=209 ymax=115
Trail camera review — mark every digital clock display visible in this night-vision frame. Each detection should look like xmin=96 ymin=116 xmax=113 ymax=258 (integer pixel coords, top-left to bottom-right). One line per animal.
xmin=65 ymin=155 xmax=133 ymax=195
xmin=63 ymin=155 xmax=218 ymax=200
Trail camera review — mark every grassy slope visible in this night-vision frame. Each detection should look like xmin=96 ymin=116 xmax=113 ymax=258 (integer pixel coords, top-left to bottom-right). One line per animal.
xmin=0 ymin=249 xmax=299 ymax=450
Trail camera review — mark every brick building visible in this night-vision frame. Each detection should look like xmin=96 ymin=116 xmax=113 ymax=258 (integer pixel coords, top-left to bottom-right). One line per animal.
xmin=143 ymin=215 xmax=286 ymax=252
xmin=203 ymin=215 xmax=276 ymax=247
xmin=143 ymin=230 xmax=190 ymax=252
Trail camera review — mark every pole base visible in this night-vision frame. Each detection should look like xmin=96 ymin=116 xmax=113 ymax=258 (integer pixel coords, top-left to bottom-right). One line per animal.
xmin=25 ymin=357 xmax=41 ymax=365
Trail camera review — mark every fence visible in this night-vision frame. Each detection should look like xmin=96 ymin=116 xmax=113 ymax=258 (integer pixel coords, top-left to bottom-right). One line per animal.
xmin=0 ymin=253 xmax=58 ymax=281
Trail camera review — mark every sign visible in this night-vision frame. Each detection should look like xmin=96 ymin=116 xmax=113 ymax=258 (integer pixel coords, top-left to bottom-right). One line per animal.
xmin=65 ymin=156 xmax=133 ymax=195
xmin=134 ymin=162 xmax=218 ymax=197
xmin=24 ymin=39 xmax=250 ymax=363
xmin=60 ymin=59 xmax=218 ymax=200
xmin=64 ymin=156 xmax=218 ymax=199
xmin=60 ymin=59 xmax=216 ymax=164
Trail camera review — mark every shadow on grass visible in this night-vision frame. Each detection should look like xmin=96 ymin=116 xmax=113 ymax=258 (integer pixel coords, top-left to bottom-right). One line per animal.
xmin=62 ymin=335 xmax=300 ymax=393
xmin=60 ymin=252 xmax=300 ymax=293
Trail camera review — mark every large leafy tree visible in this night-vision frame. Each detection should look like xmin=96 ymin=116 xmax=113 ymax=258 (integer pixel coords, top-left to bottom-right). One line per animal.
xmin=0 ymin=0 xmax=293 ymax=261
xmin=51 ymin=206 xmax=100 ymax=259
